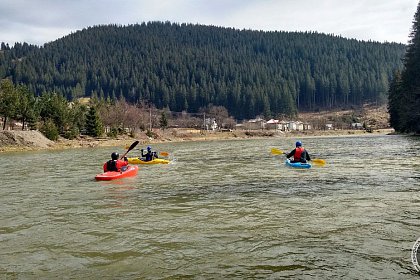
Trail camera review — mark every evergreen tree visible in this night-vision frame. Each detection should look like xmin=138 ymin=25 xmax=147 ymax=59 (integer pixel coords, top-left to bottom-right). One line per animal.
xmin=38 ymin=92 xmax=70 ymax=134
xmin=66 ymin=101 xmax=88 ymax=139
xmin=0 ymin=79 xmax=19 ymax=130
xmin=85 ymin=106 xmax=104 ymax=137
xmin=16 ymin=84 xmax=37 ymax=130
xmin=389 ymin=2 xmax=420 ymax=133
xmin=159 ymin=111 xmax=168 ymax=130
xmin=388 ymin=71 xmax=403 ymax=131
xmin=40 ymin=118 xmax=59 ymax=140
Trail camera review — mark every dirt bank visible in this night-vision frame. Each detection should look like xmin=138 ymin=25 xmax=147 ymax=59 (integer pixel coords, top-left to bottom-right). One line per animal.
xmin=1 ymin=104 xmax=396 ymax=152
xmin=0 ymin=130 xmax=55 ymax=152
xmin=0 ymin=128 xmax=394 ymax=153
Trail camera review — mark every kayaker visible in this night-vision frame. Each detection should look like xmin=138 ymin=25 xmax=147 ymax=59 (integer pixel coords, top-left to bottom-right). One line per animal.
xmin=141 ymin=146 xmax=159 ymax=161
xmin=103 ymin=152 xmax=128 ymax=172
xmin=286 ymin=141 xmax=311 ymax=163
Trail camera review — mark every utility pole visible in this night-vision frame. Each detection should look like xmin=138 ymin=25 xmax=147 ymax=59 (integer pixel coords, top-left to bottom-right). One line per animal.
xmin=149 ymin=105 xmax=152 ymax=131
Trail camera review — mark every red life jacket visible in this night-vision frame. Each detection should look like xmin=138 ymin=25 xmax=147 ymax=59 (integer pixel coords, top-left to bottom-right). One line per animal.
xmin=103 ymin=159 xmax=128 ymax=172
xmin=294 ymin=147 xmax=305 ymax=161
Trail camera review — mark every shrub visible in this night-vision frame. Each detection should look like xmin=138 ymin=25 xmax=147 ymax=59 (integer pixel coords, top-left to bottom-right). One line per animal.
xmin=40 ymin=119 xmax=59 ymax=140
xmin=107 ymin=127 xmax=118 ymax=138
xmin=64 ymin=127 xmax=79 ymax=140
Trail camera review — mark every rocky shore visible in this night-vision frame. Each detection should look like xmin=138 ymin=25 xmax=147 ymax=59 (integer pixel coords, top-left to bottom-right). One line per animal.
xmin=0 ymin=128 xmax=395 ymax=153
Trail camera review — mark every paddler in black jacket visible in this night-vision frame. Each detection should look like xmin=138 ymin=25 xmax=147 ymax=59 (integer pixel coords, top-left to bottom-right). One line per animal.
xmin=286 ymin=141 xmax=311 ymax=163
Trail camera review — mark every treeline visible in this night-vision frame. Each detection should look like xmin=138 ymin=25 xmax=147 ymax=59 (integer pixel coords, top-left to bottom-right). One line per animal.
xmin=0 ymin=78 xmax=88 ymax=139
xmin=388 ymin=2 xmax=420 ymax=134
xmin=0 ymin=78 xmax=235 ymax=139
xmin=0 ymin=22 xmax=405 ymax=119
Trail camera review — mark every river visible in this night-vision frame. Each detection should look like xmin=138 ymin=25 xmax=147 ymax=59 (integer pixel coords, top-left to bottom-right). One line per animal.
xmin=1 ymin=134 xmax=419 ymax=279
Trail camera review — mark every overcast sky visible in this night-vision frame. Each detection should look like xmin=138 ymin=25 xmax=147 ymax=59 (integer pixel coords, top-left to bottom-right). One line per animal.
xmin=1 ymin=0 xmax=418 ymax=46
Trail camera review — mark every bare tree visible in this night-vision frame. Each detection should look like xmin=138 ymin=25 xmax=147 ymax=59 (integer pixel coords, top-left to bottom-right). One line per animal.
xmin=200 ymin=104 xmax=230 ymax=129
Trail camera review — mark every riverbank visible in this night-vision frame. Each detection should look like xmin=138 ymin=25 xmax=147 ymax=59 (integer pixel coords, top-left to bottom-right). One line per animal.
xmin=0 ymin=128 xmax=395 ymax=153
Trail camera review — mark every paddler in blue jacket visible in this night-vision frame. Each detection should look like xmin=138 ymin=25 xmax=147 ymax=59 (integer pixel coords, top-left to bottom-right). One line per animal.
xmin=286 ymin=141 xmax=311 ymax=163
xmin=141 ymin=146 xmax=158 ymax=161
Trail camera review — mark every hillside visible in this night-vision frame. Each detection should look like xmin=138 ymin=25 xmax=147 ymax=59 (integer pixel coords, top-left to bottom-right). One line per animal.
xmin=0 ymin=22 xmax=405 ymax=120
xmin=299 ymin=104 xmax=390 ymax=130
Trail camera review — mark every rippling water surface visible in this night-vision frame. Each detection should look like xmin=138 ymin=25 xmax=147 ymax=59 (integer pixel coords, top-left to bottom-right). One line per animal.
xmin=1 ymin=134 xmax=419 ymax=279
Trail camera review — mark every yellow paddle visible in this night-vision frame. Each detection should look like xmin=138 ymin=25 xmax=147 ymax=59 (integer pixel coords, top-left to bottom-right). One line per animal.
xmin=312 ymin=159 xmax=326 ymax=165
xmin=270 ymin=147 xmax=326 ymax=165
xmin=124 ymin=144 xmax=169 ymax=157
xmin=270 ymin=148 xmax=284 ymax=155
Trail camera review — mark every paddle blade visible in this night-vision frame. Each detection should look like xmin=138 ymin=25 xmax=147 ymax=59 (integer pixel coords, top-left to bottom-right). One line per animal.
xmin=121 ymin=141 xmax=139 ymax=159
xmin=160 ymin=151 xmax=169 ymax=157
xmin=271 ymin=148 xmax=284 ymax=155
xmin=127 ymin=141 xmax=139 ymax=152
xmin=312 ymin=158 xmax=326 ymax=165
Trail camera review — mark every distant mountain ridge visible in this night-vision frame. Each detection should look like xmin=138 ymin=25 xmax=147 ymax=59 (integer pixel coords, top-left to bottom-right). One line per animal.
xmin=0 ymin=21 xmax=405 ymax=119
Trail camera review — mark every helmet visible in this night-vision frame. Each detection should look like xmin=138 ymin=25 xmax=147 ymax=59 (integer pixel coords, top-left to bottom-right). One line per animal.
xmin=295 ymin=141 xmax=302 ymax=147
xmin=147 ymin=146 xmax=151 ymax=151
xmin=111 ymin=152 xmax=119 ymax=160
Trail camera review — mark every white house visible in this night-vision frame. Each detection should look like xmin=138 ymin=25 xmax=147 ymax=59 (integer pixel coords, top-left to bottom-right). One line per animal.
xmin=244 ymin=117 xmax=265 ymax=130
xmin=279 ymin=121 xmax=289 ymax=131
xmin=303 ymin=123 xmax=312 ymax=130
xmin=265 ymin=119 xmax=279 ymax=130
xmin=204 ymin=118 xmax=218 ymax=131
xmin=288 ymin=121 xmax=304 ymax=131
xmin=351 ymin=122 xmax=363 ymax=129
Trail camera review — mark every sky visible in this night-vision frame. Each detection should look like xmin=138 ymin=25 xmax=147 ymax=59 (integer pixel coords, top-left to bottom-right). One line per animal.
xmin=0 ymin=0 xmax=419 ymax=46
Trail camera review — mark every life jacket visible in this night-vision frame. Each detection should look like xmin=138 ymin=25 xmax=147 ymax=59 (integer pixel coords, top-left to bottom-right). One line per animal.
xmin=106 ymin=160 xmax=118 ymax=171
xmin=294 ymin=147 xmax=305 ymax=161
xmin=145 ymin=152 xmax=153 ymax=161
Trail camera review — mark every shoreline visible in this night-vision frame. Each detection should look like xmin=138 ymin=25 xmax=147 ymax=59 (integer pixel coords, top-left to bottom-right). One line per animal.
xmin=0 ymin=128 xmax=395 ymax=153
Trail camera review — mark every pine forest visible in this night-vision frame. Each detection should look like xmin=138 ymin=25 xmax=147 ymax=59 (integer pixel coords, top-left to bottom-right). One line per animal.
xmin=0 ymin=21 xmax=405 ymax=122
xmin=388 ymin=2 xmax=420 ymax=134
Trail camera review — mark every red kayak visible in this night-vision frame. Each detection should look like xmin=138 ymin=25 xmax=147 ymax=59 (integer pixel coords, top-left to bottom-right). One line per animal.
xmin=95 ymin=165 xmax=139 ymax=181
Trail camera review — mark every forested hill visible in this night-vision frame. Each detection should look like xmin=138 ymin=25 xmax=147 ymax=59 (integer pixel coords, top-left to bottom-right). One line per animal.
xmin=0 ymin=21 xmax=405 ymax=119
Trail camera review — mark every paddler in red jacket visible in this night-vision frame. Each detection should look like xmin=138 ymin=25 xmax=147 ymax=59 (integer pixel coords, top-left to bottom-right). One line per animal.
xmin=103 ymin=152 xmax=129 ymax=172
xmin=286 ymin=141 xmax=311 ymax=163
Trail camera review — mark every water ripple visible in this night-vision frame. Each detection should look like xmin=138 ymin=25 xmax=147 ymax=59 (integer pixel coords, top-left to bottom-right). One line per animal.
xmin=0 ymin=136 xmax=419 ymax=279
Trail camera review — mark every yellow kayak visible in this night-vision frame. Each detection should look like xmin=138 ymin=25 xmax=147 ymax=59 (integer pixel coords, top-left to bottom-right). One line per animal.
xmin=127 ymin=157 xmax=170 ymax=165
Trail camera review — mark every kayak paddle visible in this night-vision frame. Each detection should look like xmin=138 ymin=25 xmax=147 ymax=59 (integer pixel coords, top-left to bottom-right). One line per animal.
xmin=270 ymin=148 xmax=284 ymax=155
xmin=312 ymin=158 xmax=326 ymax=165
xmin=120 ymin=140 xmax=139 ymax=159
xmin=160 ymin=151 xmax=169 ymax=157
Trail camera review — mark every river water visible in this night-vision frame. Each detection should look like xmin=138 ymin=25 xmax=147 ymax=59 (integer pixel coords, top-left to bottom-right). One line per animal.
xmin=1 ymin=134 xmax=419 ymax=279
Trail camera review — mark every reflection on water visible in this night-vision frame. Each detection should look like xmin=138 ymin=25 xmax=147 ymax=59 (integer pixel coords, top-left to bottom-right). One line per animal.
xmin=0 ymin=135 xmax=419 ymax=279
